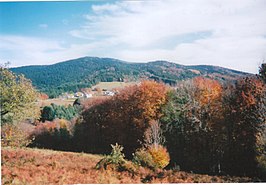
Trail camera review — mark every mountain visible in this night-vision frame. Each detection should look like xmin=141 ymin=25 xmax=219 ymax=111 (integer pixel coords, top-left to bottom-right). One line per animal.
xmin=11 ymin=57 xmax=249 ymax=97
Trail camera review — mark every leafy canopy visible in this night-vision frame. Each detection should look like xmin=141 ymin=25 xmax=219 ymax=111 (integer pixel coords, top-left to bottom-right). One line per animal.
xmin=0 ymin=66 xmax=38 ymax=124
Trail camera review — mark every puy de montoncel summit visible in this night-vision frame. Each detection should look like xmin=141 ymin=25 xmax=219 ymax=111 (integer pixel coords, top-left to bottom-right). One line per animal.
xmin=11 ymin=57 xmax=249 ymax=97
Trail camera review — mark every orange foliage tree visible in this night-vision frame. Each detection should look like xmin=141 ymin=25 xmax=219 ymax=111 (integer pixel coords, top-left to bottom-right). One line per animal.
xmin=162 ymin=76 xmax=266 ymax=176
xmin=191 ymin=77 xmax=223 ymax=129
xmin=73 ymin=81 xmax=168 ymax=156
xmin=193 ymin=77 xmax=222 ymax=106
xmin=186 ymin=77 xmax=223 ymax=172
xmin=222 ymin=77 xmax=266 ymax=176
xmin=161 ymin=77 xmax=225 ymax=173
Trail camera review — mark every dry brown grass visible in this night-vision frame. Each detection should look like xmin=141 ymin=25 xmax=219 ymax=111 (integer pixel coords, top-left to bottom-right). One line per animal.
xmin=1 ymin=147 xmax=253 ymax=184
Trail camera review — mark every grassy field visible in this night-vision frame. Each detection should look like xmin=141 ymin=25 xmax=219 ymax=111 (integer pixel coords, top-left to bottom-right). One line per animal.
xmin=36 ymin=82 xmax=137 ymax=108
xmin=37 ymin=98 xmax=76 ymax=107
xmin=1 ymin=147 xmax=253 ymax=184
xmin=92 ymin=81 xmax=137 ymax=91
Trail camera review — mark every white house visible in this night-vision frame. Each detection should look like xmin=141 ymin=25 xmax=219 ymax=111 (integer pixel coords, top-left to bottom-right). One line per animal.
xmin=84 ymin=93 xmax=93 ymax=98
xmin=104 ymin=91 xmax=115 ymax=96
xmin=74 ymin=92 xmax=84 ymax=98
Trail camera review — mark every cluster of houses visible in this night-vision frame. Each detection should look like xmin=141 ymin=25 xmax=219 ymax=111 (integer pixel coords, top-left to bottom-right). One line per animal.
xmin=60 ymin=90 xmax=115 ymax=99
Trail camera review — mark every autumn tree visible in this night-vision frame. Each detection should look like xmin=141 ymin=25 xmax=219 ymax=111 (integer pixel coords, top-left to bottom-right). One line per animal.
xmin=191 ymin=77 xmax=223 ymax=130
xmin=73 ymin=80 xmax=168 ymax=156
xmin=0 ymin=66 xmax=39 ymax=124
xmin=222 ymin=77 xmax=266 ymax=176
xmin=161 ymin=77 xmax=223 ymax=173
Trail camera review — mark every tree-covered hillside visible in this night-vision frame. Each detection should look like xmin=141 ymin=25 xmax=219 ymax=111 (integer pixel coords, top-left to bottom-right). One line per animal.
xmin=11 ymin=57 xmax=249 ymax=97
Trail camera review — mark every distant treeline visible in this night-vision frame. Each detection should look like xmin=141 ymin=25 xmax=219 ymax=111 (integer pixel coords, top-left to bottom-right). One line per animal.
xmin=10 ymin=57 xmax=247 ymax=98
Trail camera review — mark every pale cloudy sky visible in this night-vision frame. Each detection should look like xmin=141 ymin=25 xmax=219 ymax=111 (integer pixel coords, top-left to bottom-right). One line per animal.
xmin=0 ymin=0 xmax=266 ymax=73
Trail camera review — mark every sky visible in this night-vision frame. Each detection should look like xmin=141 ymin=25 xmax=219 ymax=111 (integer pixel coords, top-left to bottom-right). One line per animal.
xmin=0 ymin=0 xmax=266 ymax=73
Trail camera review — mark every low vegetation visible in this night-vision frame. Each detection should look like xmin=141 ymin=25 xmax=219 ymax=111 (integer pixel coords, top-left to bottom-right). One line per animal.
xmin=1 ymin=124 xmax=32 ymax=148
xmin=132 ymin=145 xmax=170 ymax=170
xmin=1 ymin=147 xmax=254 ymax=184
xmin=37 ymin=98 xmax=75 ymax=107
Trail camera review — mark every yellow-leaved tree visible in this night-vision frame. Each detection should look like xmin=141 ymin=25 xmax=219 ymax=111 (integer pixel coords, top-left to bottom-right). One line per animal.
xmin=0 ymin=66 xmax=39 ymax=124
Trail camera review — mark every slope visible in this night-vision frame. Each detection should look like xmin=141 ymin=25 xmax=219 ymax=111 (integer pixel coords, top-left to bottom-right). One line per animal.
xmin=2 ymin=147 xmax=253 ymax=184
xmin=11 ymin=57 xmax=249 ymax=97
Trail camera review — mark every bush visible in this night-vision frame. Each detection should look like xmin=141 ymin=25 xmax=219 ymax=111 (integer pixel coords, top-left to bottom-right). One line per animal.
xmin=133 ymin=148 xmax=155 ymax=169
xmin=96 ymin=143 xmax=126 ymax=170
xmin=148 ymin=145 xmax=170 ymax=169
xmin=133 ymin=144 xmax=170 ymax=170
xmin=40 ymin=106 xmax=55 ymax=122
xmin=29 ymin=119 xmax=72 ymax=150
xmin=1 ymin=124 xmax=32 ymax=147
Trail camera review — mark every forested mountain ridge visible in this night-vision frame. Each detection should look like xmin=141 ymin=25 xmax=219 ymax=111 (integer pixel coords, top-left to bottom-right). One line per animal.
xmin=10 ymin=57 xmax=249 ymax=97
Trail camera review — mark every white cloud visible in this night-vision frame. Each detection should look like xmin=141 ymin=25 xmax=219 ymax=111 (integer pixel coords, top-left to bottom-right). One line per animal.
xmin=117 ymin=36 xmax=266 ymax=73
xmin=1 ymin=0 xmax=266 ymax=73
xmin=0 ymin=35 xmax=59 ymax=66
xmin=69 ymin=0 xmax=266 ymax=73
xmin=0 ymin=35 xmax=104 ymax=67
xmin=91 ymin=3 xmax=121 ymax=13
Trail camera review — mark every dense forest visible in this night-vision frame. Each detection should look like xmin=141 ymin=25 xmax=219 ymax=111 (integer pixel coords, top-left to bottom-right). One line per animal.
xmin=25 ymin=63 xmax=265 ymax=179
xmin=10 ymin=57 xmax=249 ymax=97
xmin=2 ymin=63 xmax=265 ymax=183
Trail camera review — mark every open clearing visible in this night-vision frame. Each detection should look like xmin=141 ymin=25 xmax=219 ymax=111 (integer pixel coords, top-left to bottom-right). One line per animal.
xmin=36 ymin=82 xmax=137 ymax=108
xmin=1 ymin=147 xmax=253 ymax=184
xmin=36 ymin=98 xmax=76 ymax=107
xmin=92 ymin=81 xmax=137 ymax=90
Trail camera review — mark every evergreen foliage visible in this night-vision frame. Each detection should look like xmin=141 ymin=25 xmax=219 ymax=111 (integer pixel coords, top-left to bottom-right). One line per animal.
xmin=40 ymin=106 xmax=55 ymax=122
xmin=96 ymin=143 xmax=126 ymax=170
xmin=40 ymin=103 xmax=80 ymax=122
xmin=10 ymin=57 xmax=247 ymax=97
